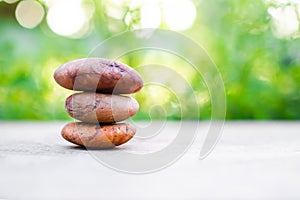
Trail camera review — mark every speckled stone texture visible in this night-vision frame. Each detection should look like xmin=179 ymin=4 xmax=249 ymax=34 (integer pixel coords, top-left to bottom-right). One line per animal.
xmin=61 ymin=122 xmax=136 ymax=149
xmin=54 ymin=58 xmax=143 ymax=148
xmin=65 ymin=92 xmax=139 ymax=123
xmin=53 ymin=58 xmax=143 ymax=94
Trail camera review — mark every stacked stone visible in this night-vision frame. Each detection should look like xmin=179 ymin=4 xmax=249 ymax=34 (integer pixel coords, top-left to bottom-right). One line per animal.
xmin=53 ymin=58 xmax=143 ymax=149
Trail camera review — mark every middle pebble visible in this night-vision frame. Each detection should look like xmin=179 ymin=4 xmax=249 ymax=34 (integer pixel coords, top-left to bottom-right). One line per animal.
xmin=65 ymin=92 xmax=139 ymax=123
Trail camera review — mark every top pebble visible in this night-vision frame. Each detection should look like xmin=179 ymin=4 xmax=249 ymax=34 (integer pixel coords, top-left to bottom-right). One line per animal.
xmin=54 ymin=58 xmax=143 ymax=94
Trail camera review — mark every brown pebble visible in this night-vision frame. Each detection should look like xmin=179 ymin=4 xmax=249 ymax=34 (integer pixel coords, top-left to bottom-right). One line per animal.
xmin=65 ymin=92 xmax=139 ymax=123
xmin=61 ymin=122 xmax=136 ymax=148
xmin=53 ymin=58 xmax=143 ymax=94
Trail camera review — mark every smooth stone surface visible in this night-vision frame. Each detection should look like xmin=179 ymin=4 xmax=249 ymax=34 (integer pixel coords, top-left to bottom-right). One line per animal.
xmin=61 ymin=122 xmax=136 ymax=148
xmin=53 ymin=58 xmax=143 ymax=94
xmin=65 ymin=92 xmax=139 ymax=123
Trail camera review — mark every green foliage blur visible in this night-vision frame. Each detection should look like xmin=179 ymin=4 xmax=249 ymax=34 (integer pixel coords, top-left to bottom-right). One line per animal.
xmin=0 ymin=0 xmax=300 ymax=120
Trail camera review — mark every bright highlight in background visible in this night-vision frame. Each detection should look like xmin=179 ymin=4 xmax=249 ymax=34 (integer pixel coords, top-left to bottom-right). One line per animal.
xmin=110 ymin=0 xmax=196 ymax=31
xmin=15 ymin=0 xmax=45 ymax=29
xmin=4 ymin=0 xmax=18 ymax=4
xmin=46 ymin=0 xmax=94 ymax=38
xmin=140 ymin=3 xmax=162 ymax=29
xmin=163 ymin=0 xmax=196 ymax=31
xmin=124 ymin=1 xmax=162 ymax=29
xmin=268 ymin=4 xmax=300 ymax=38
xmin=11 ymin=0 xmax=196 ymax=36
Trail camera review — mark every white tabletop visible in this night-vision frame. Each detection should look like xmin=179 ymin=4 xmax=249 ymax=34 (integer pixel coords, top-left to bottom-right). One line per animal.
xmin=0 ymin=121 xmax=300 ymax=200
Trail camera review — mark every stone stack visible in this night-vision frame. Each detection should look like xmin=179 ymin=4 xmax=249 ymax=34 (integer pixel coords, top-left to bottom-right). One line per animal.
xmin=53 ymin=58 xmax=143 ymax=148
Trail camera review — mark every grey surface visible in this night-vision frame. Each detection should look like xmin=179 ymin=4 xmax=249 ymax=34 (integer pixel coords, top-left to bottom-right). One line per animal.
xmin=0 ymin=121 xmax=300 ymax=200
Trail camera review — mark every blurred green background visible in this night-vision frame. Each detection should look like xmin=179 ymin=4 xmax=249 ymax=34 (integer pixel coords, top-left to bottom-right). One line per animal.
xmin=1 ymin=0 xmax=300 ymax=120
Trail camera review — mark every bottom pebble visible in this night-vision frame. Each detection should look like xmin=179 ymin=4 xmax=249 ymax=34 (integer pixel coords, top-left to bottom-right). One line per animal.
xmin=61 ymin=122 xmax=136 ymax=148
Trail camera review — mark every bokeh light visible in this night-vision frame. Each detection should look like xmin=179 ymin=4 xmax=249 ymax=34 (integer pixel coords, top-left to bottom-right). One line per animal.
xmin=268 ymin=4 xmax=299 ymax=38
xmin=140 ymin=2 xmax=162 ymax=29
xmin=46 ymin=0 xmax=94 ymax=38
xmin=15 ymin=0 xmax=45 ymax=29
xmin=163 ymin=0 xmax=196 ymax=31
xmin=110 ymin=0 xmax=196 ymax=31
xmin=125 ymin=2 xmax=162 ymax=29
xmin=4 ymin=0 xmax=18 ymax=4
xmin=2 ymin=0 xmax=300 ymax=120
